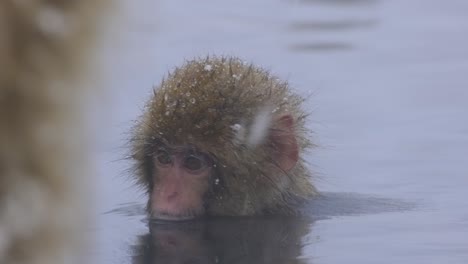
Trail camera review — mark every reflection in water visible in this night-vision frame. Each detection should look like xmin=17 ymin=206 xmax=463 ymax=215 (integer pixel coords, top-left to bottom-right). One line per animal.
xmin=131 ymin=217 xmax=311 ymax=264
xmin=303 ymin=192 xmax=415 ymax=218
xmin=289 ymin=42 xmax=353 ymax=52
xmin=288 ymin=20 xmax=377 ymax=32
xmin=297 ymin=0 xmax=378 ymax=5
xmin=104 ymin=202 xmax=145 ymax=216
xmin=127 ymin=193 xmax=413 ymax=263
xmin=287 ymin=0 xmax=378 ymax=52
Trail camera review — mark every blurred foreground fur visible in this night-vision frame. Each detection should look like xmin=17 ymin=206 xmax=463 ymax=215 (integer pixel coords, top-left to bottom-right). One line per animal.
xmin=0 ymin=1 xmax=107 ymax=263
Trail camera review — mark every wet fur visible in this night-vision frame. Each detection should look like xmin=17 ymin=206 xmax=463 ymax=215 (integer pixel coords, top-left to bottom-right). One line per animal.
xmin=131 ymin=56 xmax=317 ymax=217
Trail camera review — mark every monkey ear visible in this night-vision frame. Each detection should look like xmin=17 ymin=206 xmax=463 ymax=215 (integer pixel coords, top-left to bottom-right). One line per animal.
xmin=269 ymin=114 xmax=299 ymax=172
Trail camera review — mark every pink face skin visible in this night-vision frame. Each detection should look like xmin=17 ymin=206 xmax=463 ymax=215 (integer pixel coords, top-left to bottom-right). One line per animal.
xmin=150 ymin=148 xmax=212 ymax=221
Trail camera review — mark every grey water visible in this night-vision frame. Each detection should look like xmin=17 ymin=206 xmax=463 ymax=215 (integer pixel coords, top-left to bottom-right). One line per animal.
xmin=93 ymin=0 xmax=468 ymax=263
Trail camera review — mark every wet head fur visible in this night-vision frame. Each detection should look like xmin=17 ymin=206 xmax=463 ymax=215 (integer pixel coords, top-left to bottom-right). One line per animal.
xmin=131 ymin=56 xmax=317 ymax=216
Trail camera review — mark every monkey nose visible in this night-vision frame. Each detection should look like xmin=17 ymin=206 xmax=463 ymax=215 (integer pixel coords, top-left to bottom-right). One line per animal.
xmin=166 ymin=191 xmax=178 ymax=201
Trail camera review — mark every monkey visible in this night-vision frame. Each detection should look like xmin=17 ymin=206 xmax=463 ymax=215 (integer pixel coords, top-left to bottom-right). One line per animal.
xmin=131 ymin=56 xmax=317 ymax=221
xmin=0 ymin=0 xmax=108 ymax=263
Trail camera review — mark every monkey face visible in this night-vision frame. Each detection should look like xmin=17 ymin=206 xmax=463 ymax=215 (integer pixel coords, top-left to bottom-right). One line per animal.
xmin=149 ymin=146 xmax=214 ymax=221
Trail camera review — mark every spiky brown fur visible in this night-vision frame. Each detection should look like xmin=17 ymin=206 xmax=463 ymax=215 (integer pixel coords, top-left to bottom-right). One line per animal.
xmin=131 ymin=56 xmax=317 ymax=216
xmin=0 ymin=1 xmax=107 ymax=263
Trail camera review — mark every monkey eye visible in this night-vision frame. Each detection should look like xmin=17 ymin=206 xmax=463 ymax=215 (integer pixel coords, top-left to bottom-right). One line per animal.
xmin=155 ymin=150 xmax=172 ymax=166
xmin=183 ymin=154 xmax=206 ymax=171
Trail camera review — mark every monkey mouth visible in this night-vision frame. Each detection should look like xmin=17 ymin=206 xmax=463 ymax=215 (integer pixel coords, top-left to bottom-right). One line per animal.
xmin=151 ymin=210 xmax=198 ymax=221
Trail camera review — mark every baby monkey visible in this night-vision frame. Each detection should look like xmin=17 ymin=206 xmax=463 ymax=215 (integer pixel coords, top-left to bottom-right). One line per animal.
xmin=131 ymin=56 xmax=316 ymax=221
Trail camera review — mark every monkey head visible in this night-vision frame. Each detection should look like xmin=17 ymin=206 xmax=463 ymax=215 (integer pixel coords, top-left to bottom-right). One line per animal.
xmin=131 ymin=56 xmax=316 ymax=221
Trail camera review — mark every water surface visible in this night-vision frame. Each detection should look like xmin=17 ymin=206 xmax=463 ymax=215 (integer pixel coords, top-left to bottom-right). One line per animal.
xmin=94 ymin=0 xmax=468 ymax=263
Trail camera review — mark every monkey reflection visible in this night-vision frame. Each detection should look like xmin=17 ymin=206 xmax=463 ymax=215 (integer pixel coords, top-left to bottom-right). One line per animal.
xmin=131 ymin=56 xmax=317 ymax=220
xmin=126 ymin=192 xmax=416 ymax=264
xmin=131 ymin=217 xmax=312 ymax=264
xmin=132 ymin=222 xmax=214 ymax=264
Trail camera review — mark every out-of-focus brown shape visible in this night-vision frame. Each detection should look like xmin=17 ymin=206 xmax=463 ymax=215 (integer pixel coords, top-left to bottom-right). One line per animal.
xmin=0 ymin=1 xmax=108 ymax=263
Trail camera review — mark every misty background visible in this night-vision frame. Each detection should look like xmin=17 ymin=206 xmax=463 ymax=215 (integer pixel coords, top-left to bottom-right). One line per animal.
xmin=90 ymin=0 xmax=468 ymax=263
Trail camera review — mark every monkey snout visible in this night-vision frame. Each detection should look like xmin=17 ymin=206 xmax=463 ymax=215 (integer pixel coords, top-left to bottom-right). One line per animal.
xmin=151 ymin=193 xmax=203 ymax=221
xmin=165 ymin=191 xmax=178 ymax=201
